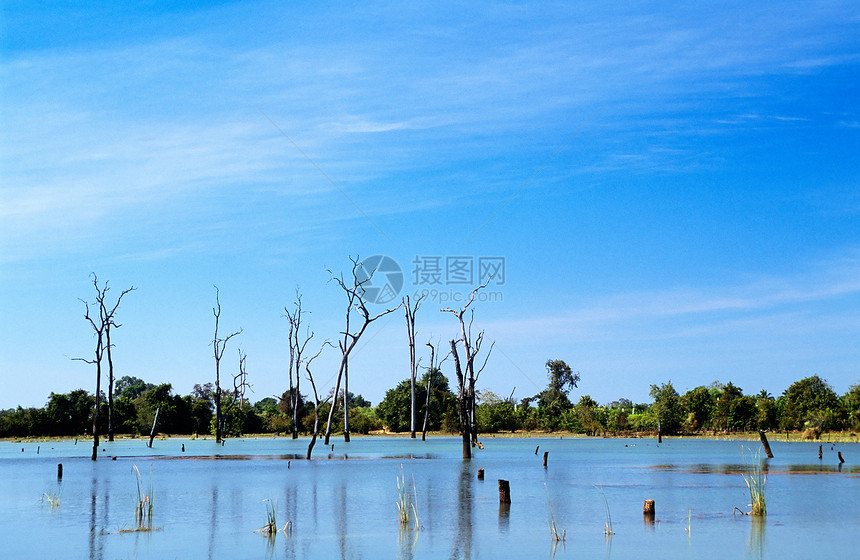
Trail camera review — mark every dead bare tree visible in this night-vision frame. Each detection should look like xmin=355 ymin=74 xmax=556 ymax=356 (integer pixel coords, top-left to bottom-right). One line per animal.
xmin=99 ymin=283 xmax=135 ymax=442
xmin=422 ymin=339 xmax=450 ymax=441
xmin=443 ymin=282 xmax=494 ymax=459
xmin=220 ymin=348 xmax=251 ymax=437
xmin=212 ymin=286 xmax=241 ymax=444
xmin=73 ymin=274 xmax=133 ymax=459
xmin=324 ymin=256 xmax=401 ymax=444
xmin=75 ymin=291 xmax=105 ymax=461
xmin=285 ymin=291 xmax=313 ymax=439
xmin=304 ymin=343 xmax=330 ymax=459
xmin=404 ymin=294 xmax=425 ymax=438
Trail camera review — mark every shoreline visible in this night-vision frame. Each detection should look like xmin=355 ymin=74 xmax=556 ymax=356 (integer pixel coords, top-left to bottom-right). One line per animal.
xmin=4 ymin=430 xmax=858 ymax=444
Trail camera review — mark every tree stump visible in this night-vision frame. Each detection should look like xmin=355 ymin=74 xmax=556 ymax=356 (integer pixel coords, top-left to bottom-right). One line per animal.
xmin=838 ymin=451 xmax=845 ymax=463
xmin=543 ymin=451 xmax=549 ymax=467
xmin=477 ymin=468 xmax=485 ymax=480
xmin=498 ymin=479 xmax=511 ymax=503
xmin=819 ymin=445 xmax=822 ymax=460
xmin=57 ymin=463 xmax=63 ymax=480
xmin=759 ymin=430 xmax=774 ymax=458
xmin=643 ymin=499 xmax=655 ymax=521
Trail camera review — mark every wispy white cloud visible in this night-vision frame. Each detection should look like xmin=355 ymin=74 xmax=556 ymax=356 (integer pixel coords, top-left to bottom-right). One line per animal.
xmin=486 ymin=250 xmax=860 ymax=343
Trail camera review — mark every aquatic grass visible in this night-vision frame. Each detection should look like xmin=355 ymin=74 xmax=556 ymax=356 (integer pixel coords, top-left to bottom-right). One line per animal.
xmin=685 ymin=508 xmax=692 ymax=534
xmin=740 ymin=447 xmax=767 ymax=516
xmin=396 ymin=464 xmax=419 ymax=529
xmin=255 ymin=499 xmax=291 ymax=538
xmin=596 ymin=485 xmax=614 ymax=536
xmin=40 ymin=488 xmax=62 ymax=509
xmin=132 ymin=465 xmax=154 ymax=529
xmin=544 ymin=484 xmax=565 ymax=542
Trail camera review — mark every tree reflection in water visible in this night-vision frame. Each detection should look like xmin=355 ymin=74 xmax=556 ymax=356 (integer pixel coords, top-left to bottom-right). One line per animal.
xmin=449 ymin=461 xmax=473 ymax=560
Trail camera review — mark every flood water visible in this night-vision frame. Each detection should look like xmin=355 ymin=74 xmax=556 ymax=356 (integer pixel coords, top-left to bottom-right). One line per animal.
xmin=1 ymin=436 xmax=857 ymax=559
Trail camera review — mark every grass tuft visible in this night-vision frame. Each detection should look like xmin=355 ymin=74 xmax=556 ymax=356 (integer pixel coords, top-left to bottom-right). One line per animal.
xmin=596 ymin=485 xmax=614 ymax=536
xmin=132 ymin=465 xmax=154 ymax=529
xmin=255 ymin=499 xmax=291 ymax=539
xmin=396 ymin=464 xmax=419 ymax=530
xmin=41 ymin=488 xmax=62 ymax=509
xmin=544 ymin=484 xmax=565 ymax=542
xmin=740 ymin=447 xmax=767 ymax=516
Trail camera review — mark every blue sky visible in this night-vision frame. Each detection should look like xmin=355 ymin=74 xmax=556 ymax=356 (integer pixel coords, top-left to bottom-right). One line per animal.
xmin=2 ymin=1 xmax=859 ymax=410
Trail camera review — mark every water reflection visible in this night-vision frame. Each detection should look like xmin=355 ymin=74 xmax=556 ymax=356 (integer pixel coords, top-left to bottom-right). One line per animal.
xmin=649 ymin=462 xmax=858 ymax=475
xmin=747 ymin=518 xmax=766 ymax=560
xmin=208 ymin=486 xmax=218 ymax=560
xmin=88 ymin=475 xmax=103 ymax=560
xmin=282 ymin=485 xmax=297 ymax=559
xmin=336 ymin=482 xmax=347 ymax=560
xmin=450 ymin=462 xmax=473 ymax=559
xmin=397 ymin=525 xmax=418 ymax=560
xmin=498 ymin=502 xmax=510 ymax=534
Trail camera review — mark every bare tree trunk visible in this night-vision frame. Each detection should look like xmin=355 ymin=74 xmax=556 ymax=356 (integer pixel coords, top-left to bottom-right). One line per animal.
xmin=92 ymin=350 xmax=102 ymax=461
xmin=422 ymin=341 xmax=447 ymax=441
xmin=148 ymin=407 xmax=160 ymax=448
xmin=323 ymin=257 xmax=401 ymax=445
xmin=304 ymin=345 xmax=326 ymax=460
xmin=404 ymin=295 xmax=424 ymax=439
xmin=285 ymin=292 xmax=312 ymax=440
xmin=105 ymin=328 xmax=115 ymax=442
xmin=443 ymin=282 xmax=493 ymax=459
xmin=451 ymin=339 xmax=471 ymax=459
xmin=343 ymin=359 xmax=350 ymax=442
xmin=212 ymin=287 xmax=241 ymax=444
xmin=100 ymin=284 xmax=134 ymax=442
xmin=75 ymin=276 xmax=106 ymax=461
xmin=76 ymin=275 xmax=134 ymax=455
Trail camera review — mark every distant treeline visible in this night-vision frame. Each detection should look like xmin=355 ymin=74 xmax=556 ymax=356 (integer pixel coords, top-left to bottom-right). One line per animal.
xmin=2 ymin=373 xmax=858 ymax=439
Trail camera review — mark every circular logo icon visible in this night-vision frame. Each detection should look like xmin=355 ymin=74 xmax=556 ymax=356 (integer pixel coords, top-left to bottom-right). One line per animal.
xmin=356 ymin=255 xmax=403 ymax=304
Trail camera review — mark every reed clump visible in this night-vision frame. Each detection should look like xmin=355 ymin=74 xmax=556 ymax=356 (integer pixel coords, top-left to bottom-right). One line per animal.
xmin=396 ymin=465 xmax=419 ymax=530
xmin=740 ymin=448 xmax=767 ymax=516
xmin=543 ymin=484 xmax=565 ymax=542
xmin=255 ymin=499 xmax=291 ymax=538
xmin=133 ymin=465 xmax=154 ymax=529
xmin=41 ymin=488 xmax=61 ymax=509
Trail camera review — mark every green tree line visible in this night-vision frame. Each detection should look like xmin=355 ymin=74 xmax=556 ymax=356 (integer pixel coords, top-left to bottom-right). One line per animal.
xmin=2 ymin=369 xmax=858 ymax=439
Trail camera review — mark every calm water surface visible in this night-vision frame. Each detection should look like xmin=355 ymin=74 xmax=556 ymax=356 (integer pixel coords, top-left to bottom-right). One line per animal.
xmin=1 ymin=436 xmax=857 ymax=559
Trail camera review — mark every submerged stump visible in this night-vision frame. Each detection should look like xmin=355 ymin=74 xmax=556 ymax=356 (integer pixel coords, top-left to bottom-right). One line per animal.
xmin=498 ymin=479 xmax=511 ymax=503
xmin=759 ymin=430 xmax=774 ymax=459
xmin=643 ymin=499 xmax=655 ymax=522
xmin=477 ymin=468 xmax=484 ymax=480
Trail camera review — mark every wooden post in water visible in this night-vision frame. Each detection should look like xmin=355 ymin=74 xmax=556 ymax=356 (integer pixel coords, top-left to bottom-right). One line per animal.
xmin=819 ymin=445 xmax=822 ymax=460
xmin=498 ymin=479 xmax=511 ymax=503
xmin=543 ymin=451 xmax=549 ymax=468
xmin=477 ymin=468 xmax=485 ymax=480
xmin=758 ymin=430 xmax=774 ymax=458
xmin=534 ymin=445 xmax=539 ymax=455
xmin=57 ymin=463 xmax=63 ymax=480
xmin=643 ymin=499 xmax=655 ymax=522
xmin=838 ymin=451 xmax=845 ymax=463
xmin=148 ymin=407 xmax=160 ymax=448
xmin=657 ymin=420 xmax=662 ymax=444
